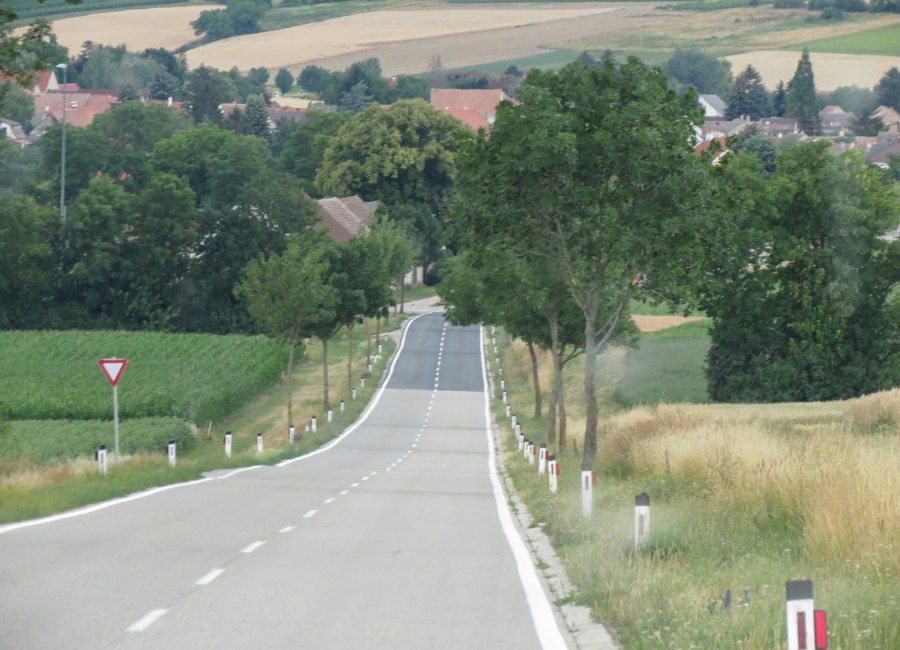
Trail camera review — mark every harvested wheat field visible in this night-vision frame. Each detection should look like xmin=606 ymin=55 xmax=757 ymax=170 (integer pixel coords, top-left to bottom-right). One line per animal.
xmin=186 ymin=4 xmax=655 ymax=75
xmin=48 ymin=6 xmax=209 ymax=53
xmin=631 ymin=314 xmax=707 ymax=332
xmin=728 ymin=50 xmax=900 ymax=91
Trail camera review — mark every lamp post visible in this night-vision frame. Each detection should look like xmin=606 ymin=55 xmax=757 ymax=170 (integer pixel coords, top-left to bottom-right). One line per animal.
xmin=56 ymin=62 xmax=67 ymax=221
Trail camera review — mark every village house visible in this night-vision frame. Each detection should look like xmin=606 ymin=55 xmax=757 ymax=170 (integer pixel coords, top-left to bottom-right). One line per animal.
xmin=429 ymin=88 xmax=511 ymax=131
xmin=315 ymin=195 xmax=379 ymax=244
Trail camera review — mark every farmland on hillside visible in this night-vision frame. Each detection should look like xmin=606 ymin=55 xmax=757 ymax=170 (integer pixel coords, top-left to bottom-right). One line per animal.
xmin=0 ymin=330 xmax=287 ymax=423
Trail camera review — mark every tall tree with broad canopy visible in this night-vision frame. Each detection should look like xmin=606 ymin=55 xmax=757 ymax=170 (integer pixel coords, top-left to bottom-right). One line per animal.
xmin=702 ymin=143 xmax=900 ymax=401
xmin=453 ymin=58 xmax=713 ymax=461
xmin=662 ymin=48 xmax=732 ymax=96
xmin=315 ymin=99 xmax=469 ymax=272
xmin=235 ymin=236 xmax=335 ymax=429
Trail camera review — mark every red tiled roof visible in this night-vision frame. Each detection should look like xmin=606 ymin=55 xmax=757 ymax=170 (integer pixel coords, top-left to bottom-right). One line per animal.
xmin=33 ymin=91 xmax=118 ymax=128
xmin=429 ymin=88 xmax=510 ymax=130
xmin=316 ymin=195 xmax=378 ymax=243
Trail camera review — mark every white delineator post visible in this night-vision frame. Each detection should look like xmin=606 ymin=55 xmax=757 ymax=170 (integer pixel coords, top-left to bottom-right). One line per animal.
xmin=523 ymin=439 xmax=530 ymax=460
xmin=327 ymin=410 xmax=333 ymax=423
xmin=502 ymin=391 xmax=507 ymax=404
xmin=511 ymin=415 xmax=517 ymax=430
xmin=378 ymin=343 xmax=383 ymax=354
xmin=352 ymin=388 xmax=357 ymax=400
xmin=548 ymin=455 xmax=557 ymax=493
xmin=581 ymin=463 xmax=593 ymax=519
xmin=528 ymin=442 xmax=535 ymax=465
xmin=340 ymin=400 xmax=345 ymax=413
xmin=360 ymin=377 xmax=365 ymax=387
xmin=517 ymin=430 xmax=524 ymax=451
xmin=505 ymin=404 xmax=511 ymax=418
xmin=224 ymin=431 xmax=232 ymax=457
xmin=288 ymin=425 xmax=295 ymax=444
xmin=538 ymin=443 xmax=547 ymax=476
xmin=96 ymin=444 xmax=108 ymax=475
xmin=256 ymin=433 xmax=263 ymax=454
xmin=786 ymin=580 xmax=826 ymax=650
xmin=635 ymin=493 xmax=650 ymax=550
xmin=311 ymin=416 xmax=317 ymax=433
xmin=166 ymin=439 xmax=176 ymax=468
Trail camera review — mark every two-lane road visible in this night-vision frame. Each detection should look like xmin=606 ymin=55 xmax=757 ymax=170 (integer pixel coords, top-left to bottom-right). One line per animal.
xmin=0 ymin=312 xmax=568 ymax=649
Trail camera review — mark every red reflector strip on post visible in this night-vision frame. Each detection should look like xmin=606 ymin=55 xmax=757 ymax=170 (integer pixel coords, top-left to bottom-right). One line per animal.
xmin=814 ymin=610 xmax=827 ymax=649
xmin=797 ymin=612 xmax=807 ymax=650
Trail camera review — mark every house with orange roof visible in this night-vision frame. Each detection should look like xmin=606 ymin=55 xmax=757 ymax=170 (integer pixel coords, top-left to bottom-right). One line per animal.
xmin=429 ymin=88 xmax=511 ymax=131
xmin=32 ymin=89 xmax=118 ymax=130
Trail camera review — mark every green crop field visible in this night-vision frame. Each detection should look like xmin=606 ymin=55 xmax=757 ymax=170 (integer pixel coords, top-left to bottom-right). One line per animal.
xmin=0 ymin=417 xmax=194 ymax=465
xmin=793 ymin=22 xmax=900 ymax=57
xmin=0 ymin=330 xmax=287 ymax=423
xmin=8 ymin=0 xmax=189 ymax=21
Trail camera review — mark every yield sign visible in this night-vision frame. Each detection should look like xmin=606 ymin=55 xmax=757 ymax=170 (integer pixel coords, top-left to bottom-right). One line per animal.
xmin=98 ymin=358 xmax=128 ymax=386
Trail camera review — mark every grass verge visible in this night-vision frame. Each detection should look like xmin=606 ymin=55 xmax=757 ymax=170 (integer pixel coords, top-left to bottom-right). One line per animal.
xmin=492 ymin=324 xmax=899 ymax=649
xmin=0 ymin=314 xmax=408 ymax=524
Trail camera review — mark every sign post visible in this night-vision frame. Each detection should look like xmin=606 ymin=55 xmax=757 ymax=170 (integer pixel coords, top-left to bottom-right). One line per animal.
xmin=98 ymin=358 xmax=128 ymax=463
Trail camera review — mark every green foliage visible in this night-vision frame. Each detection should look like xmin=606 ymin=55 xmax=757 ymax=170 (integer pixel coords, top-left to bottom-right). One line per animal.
xmin=829 ymin=84 xmax=876 ymax=115
xmin=793 ymin=23 xmax=900 ymax=56
xmin=0 ymin=329 xmax=287 ymax=422
xmin=703 ymin=143 xmax=900 ymax=401
xmin=298 ymin=64 xmax=335 ymax=94
xmin=279 ymin=109 xmax=349 ymax=194
xmin=875 ymin=66 xmax=900 ymax=112
xmin=0 ymin=81 xmax=34 ymax=127
xmin=192 ymin=0 xmax=266 ymax=41
xmin=315 ymin=99 xmax=469 ymax=214
xmin=243 ymin=93 xmax=271 ymax=142
xmin=338 ymin=79 xmax=374 ymax=114
xmin=726 ymin=64 xmax=772 ymax=120
xmin=663 ymin=48 xmax=732 ymax=96
xmin=274 ymin=67 xmax=293 ymax=94
xmin=785 ymin=49 xmax=821 ymax=135
xmin=187 ymin=65 xmax=237 ymax=124
xmin=1 ymin=417 xmax=194 ymax=465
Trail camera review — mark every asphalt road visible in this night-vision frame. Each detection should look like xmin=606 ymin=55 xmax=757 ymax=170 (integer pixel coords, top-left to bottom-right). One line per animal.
xmin=0 ymin=312 xmax=568 ymax=649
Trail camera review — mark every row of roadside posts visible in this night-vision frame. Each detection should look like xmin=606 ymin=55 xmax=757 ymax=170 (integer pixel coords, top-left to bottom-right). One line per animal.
xmin=94 ymin=343 xmax=388 ymax=472
xmin=488 ymin=326 xmax=828 ymax=649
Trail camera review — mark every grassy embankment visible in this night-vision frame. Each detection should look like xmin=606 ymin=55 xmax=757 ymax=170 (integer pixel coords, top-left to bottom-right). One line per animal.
xmin=0 ymin=303 xmax=419 ymax=523
xmin=787 ymin=22 xmax=900 ymax=57
xmin=491 ymin=313 xmax=898 ymax=649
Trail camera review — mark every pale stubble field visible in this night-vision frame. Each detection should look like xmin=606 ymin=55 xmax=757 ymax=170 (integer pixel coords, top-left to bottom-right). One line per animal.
xmin=47 ymin=2 xmax=900 ymax=89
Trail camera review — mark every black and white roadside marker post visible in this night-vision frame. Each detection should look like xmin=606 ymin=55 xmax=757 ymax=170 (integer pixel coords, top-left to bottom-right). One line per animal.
xmin=582 ymin=463 xmax=593 ymax=519
xmin=506 ymin=404 xmax=511 ymax=418
xmin=502 ymin=391 xmax=507 ymax=404
xmin=538 ymin=443 xmax=547 ymax=476
xmin=634 ymin=493 xmax=650 ymax=550
xmin=786 ymin=580 xmax=828 ymax=650
xmin=98 ymin=358 xmax=128 ymax=463
xmin=166 ymin=439 xmax=176 ymax=468
xmin=511 ymin=415 xmax=517 ymax=430
xmin=256 ymin=433 xmax=263 ymax=454
xmin=340 ymin=399 xmax=345 ymax=413
xmin=224 ymin=431 xmax=232 ymax=458
xmin=288 ymin=425 xmax=295 ymax=444
xmin=311 ymin=415 xmax=317 ymax=433
xmin=327 ymin=409 xmax=333 ymax=423
xmin=352 ymin=388 xmax=357 ymax=400
xmin=96 ymin=444 xmax=107 ymax=475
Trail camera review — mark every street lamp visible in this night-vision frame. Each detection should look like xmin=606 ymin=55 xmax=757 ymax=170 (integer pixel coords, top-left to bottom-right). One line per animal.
xmin=56 ymin=62 xmax=67 ymax=221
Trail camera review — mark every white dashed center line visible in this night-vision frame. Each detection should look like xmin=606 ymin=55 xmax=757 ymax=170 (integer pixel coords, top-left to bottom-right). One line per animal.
xmin=128 ymin=609 xmax=168 ymax=632
xmin=241 ymin=541 xmax=265 ymax=554
xmin=303 ymin=509 xmax=318 ymax=519
xmin=195 ymin=568 xmax=225 ymax=586
xmin=279 ymin=525 xmax=295 ymax=533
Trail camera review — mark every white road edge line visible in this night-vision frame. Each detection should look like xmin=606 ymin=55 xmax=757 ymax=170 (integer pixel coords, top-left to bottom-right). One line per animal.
xmin=127 ymin=609 xmax=168 ymax=632
xmin=195 ymin=568 xmax=225 ymax=586
xmin=479 ymin=325 xmax=568 ymax=650
xmin=241 ymin=541 xmax=265 ymax=554
xmin=0 ymin=314 xmax=435 ymax=537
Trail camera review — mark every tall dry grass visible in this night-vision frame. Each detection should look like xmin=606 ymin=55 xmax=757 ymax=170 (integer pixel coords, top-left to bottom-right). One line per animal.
xmin=597 ymin=392 xmax=900 ymax=577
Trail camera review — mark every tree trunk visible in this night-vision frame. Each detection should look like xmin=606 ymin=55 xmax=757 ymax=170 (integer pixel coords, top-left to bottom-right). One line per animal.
xmin=557 ymin=354 xmax=568 ymax=454
xmin=365 ymin=320 xmax=371 ymax=365
xmin=528 ymin=341 xmax=542 ymax=418
xmin=582 ymin=299 xmax=599 ymax=462
xmin=375 ymin=315 xmax=381 ymax=350
xmin=287 ymin=338 xmax=296 ymax=427
xmin=322 ymin=337 xmax=330 ymax=411
xmin=347 ymin=324 xmax=353 ymax=396
xmin=547 ymin=311 xmax=560 ymax=445
xmin=399 ymin=272 xmax=406 ymax=313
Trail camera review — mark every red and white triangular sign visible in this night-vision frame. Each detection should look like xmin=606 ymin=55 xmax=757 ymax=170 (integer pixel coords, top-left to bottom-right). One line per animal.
xmin=98 ymin=358 xmax=128 ymax=386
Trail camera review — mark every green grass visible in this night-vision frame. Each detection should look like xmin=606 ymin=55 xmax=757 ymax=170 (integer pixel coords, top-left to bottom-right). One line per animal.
xmin=0 ymin=417 xmax=194 ymax=465
xmin=0 ymin=330 xmax=287 ymax=422
xmin=791 ymin=22 xmax=900 ymax=57
xmin=259 ymin=0 xmax=404 ymax=32
xmin=610 ymin=320 xmax=712 ymax=406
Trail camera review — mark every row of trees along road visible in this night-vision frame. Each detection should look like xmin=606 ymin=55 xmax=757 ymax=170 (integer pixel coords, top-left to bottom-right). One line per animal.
xmin=440 ymin=57 xmax=899 ymax=463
